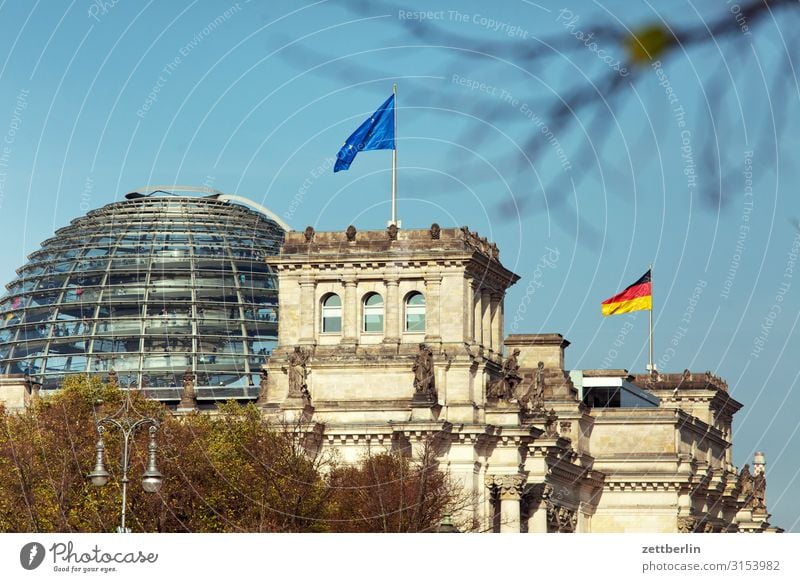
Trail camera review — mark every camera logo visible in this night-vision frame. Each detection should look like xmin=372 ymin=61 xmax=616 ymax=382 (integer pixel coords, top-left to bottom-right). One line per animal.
xmin=20 ymin=542 xmax=46 ymax=570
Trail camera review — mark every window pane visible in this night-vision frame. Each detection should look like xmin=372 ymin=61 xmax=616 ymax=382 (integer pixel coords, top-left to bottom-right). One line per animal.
xmin=405 ymin=292 xmax=425 ymax=331
xmin=323 ymin=315 xmax=341 ymax=333
xmin=364 ymin=313 xmax=383 ymax=332
xmin=406 ymin=313 xmax=425 ymax=331
xmin=322 ymin=294 xmax=342 ymax=333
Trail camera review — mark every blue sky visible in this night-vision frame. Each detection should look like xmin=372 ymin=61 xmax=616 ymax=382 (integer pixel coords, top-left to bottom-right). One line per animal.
xmin=0 ymin=0 xmax=798 ymax=531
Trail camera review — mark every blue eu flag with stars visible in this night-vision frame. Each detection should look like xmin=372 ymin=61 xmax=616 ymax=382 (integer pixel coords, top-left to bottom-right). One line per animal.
xmin=334 ymin=94 xmax=395 ymax=172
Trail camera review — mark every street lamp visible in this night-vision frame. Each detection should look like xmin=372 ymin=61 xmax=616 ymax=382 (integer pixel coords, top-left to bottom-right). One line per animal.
xmin=88 ymin=399 xmax=162 ymax=533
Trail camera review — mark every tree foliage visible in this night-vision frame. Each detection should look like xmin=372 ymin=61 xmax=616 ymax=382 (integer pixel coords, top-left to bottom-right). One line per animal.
xmin=0 ymin=378 xmax=465 ymax=532
xmin=328 ymin=442 xmax=473 ymax=532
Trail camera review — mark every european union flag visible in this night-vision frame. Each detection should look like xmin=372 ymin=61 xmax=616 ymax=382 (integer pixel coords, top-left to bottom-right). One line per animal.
xmin=334 ymin=94 xmax=395 ymax=172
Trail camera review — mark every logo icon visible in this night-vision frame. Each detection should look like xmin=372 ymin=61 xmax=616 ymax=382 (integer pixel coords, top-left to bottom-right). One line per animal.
xmin=20 ymin=542 xmax=46 ymax=570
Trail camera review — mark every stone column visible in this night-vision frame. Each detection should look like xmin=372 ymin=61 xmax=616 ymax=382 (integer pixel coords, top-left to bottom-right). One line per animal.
xmin=342 ymin=276 xmax=358 ymax=344
xmin=424 ymin=274 xmax=442 ymax=343
xmin=384 ymin=277 xmax=400 ymax=344
xmin=298 ymin=275 xmax=316 ymax=344
xmin=491 ymin=292 xmax=503 ymax=352
xmin=464 ymin=279 xmax=475 ymax=343
xmin=473 ymin=282 xmax=482 ymax=345
xmin=481 ymin=290 xmax=492 ymax=351
xmin=527 ymin=484 xmax=550 ymax=533
xmin=486 ymin=474 xmax=524 ymax=533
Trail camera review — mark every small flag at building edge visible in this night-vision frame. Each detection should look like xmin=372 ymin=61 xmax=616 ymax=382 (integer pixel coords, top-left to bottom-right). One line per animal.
xmin=601 ymin=270 xmax=652 ymax=316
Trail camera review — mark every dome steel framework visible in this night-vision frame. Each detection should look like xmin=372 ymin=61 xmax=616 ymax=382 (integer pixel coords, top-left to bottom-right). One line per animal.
xmin=0 ymin=193 xmax=284 ymax=398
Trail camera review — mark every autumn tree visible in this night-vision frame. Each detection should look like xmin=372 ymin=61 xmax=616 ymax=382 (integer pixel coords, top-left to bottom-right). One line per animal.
xmin=328 ymin=440 xmax=475 ymax=533
xmin=1 ymin=377 xmax=469 ymax=533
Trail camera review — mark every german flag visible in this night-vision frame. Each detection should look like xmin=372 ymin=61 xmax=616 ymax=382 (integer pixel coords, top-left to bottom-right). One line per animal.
xmin=601 ymin=270 xmax=652 ymax=316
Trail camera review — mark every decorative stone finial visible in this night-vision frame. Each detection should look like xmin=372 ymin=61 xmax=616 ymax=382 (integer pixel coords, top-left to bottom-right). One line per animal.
xmin=304 ymin=226 xmax=315 ymax=243
xmin=345 ymin=225 xmax=357 ymax=242
xmin=430 ymin=223 xmax=441 ymax=240
xmin=387 ymin=223 xmax=398 ymax=241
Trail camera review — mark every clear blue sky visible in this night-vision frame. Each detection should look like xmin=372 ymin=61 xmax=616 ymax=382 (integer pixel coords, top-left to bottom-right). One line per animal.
xmin=0 ymin=0 xmax=798 ymax=531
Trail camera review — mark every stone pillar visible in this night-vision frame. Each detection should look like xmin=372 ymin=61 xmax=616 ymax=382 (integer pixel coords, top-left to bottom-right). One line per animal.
xmin=424 ymin=274 xmax=442 ymax=343
xmin=384 ymin=277 xmax=400 ymax=344
xmin=490 ymin=292 xmax=503 ymax=352
xmin=473 ymin=282 xmax=482 ymax=345
xmin=342 ymin=276 xmax=358 ymax=344
xmin=486 ymin=474 xmax=524 ymax=533
xmin=464 ymin=279 xmax=475 ymax=343
xmin=527 ymin=484 xmax=550 ymax=533
xmin=299 ymin=275 xmax=316 ymax=344
xmin=481 ymin=290 xmax=492 ymax=351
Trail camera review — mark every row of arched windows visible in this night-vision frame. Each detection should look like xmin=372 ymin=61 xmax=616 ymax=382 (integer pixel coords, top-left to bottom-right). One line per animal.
xmin=321 ymin=291 xmax=425 ymax=334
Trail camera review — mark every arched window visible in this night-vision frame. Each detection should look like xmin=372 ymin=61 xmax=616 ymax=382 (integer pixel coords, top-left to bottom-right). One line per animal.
xmin=321 ymin=294 xmax=342 ymax=333
xmin=405 ymin=292 xmax=426 ymax=332
xmin=362 ymin=292 xmax=384 ymax=332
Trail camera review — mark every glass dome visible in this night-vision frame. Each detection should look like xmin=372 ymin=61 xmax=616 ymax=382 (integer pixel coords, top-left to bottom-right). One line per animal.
xmin=0 ymin=192 xmax=285 ymax=398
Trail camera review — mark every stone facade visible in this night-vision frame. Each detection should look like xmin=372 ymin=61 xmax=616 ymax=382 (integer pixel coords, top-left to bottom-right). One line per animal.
xmin=0 ymin=224 xmax=781 ymax=533
xmin=254 ymin=225 xmax=781 ymax=533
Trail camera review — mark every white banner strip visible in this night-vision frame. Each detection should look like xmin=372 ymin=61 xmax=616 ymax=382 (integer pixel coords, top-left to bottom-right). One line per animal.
xmin=1 ymin=533 xmax=798 ymax=581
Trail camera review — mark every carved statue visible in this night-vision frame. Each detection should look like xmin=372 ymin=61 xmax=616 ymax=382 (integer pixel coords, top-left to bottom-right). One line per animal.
xmin=387 ymin=223 xmax=399 ymax=241
xmin=488 ymin=349 xmax=522 ymax=402
xmin=345 ymin=225 xmax=357 ymax=241
xmin=412 ymin=343 xmax=435 ymax=398
xmin=258 ymin=364 xmax=269 ymax=400
xmin=738 ymin=464 xmax=754 ymax=501
xmin=179 ymin=367 xmax=196 ymax=409
xmin=503 ymin=349 xmax=522 ymax=395
xmin=287 ymin=346 xmax=311 ymax=402
xmin=430 ymin=223 xmax=441 ymax=240
xmin=303 ymin=226 xmax=315 ymax=243
xmin=528 ymin=361 xmax=546 ymax=411
xmin=752 ymin=472 xmax=767 ymax=511
xmin=544 ymin=408 xmax=559 ymax=438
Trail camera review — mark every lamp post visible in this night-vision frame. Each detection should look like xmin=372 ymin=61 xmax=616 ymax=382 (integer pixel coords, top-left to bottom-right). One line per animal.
xmin=87 ymin=400 xmax=162 ymax=533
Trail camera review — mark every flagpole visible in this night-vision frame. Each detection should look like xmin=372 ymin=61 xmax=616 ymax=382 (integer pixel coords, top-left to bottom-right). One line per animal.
xmin=648 ymin=263 xmax=654 ymax=374
xmin=391 ymin=83 xmax=397 ymax=226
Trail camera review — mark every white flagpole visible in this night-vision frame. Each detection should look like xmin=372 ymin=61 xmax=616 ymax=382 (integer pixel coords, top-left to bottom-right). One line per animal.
xmin=391 ymin=83 xmax=397 ymax=226
xmin=648 ymin=263 xmax=655 ymax=373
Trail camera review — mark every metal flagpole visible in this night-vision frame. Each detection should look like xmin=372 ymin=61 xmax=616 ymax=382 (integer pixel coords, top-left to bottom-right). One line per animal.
xmin=391 ymin=83 xmax=397 ymax=226
xmin=648 ymin=263 xmax=654 ymax=374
